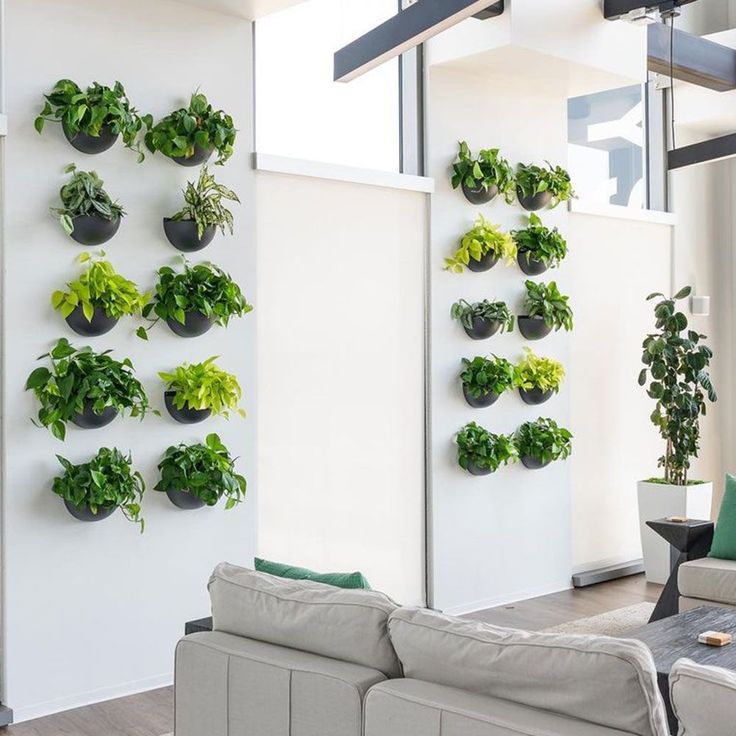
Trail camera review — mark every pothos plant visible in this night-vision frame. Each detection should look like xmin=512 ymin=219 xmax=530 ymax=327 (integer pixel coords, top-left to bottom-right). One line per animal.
xmin=514 ymin=348 xmax=565 ymax=393
xmin=451 ymin=142 xmax=515 ymax=202
xmin=171 ymin=167 xmax=240 ymax=238
xmin=512 ymin=213 xmax=568 ymax=268
xmin=516 ymin=162 xmax=575 ymax=207
xmin=53 ymin=448 xmax=145 ymax=531
xmin=460 ymin=356 xmax=515 ymax=399
xmin=444 ymin=216 xmax=516 ymax=273
xmin=638 ymin=286 xmax=716 ymax=486
xmin=450 ymin=299 xmax=514 ymax=333
xmin=515 ymin=417 xmax=573 ymax=465
xmin=455 ymin=422 xmax=518 ymax=474
xmin=522 ymin=280 xmax=574 ymax=331
xmin=155 ymin=433 xmax=247 ymax=509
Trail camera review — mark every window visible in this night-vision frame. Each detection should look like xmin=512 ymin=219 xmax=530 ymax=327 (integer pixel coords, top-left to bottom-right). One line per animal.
xmin=256 ymin=0 xmax=400 ymax=172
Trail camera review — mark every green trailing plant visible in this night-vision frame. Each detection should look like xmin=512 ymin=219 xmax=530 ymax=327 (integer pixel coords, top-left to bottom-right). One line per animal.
xmin=514 ymin=348 xmax=565 ymax=393
xmin=638 ymin=286 xmax=717 ymax=485
xmin=522 ymin=280 xmax=573 ymax=332
xmin=145 ymin=92 xmax=236 ymax=165
xmin=160 ymin=357 xmax=245 ymax=419
xmin=155 ymin=433 xmax=247 ymax=509
xmin=138 ymin=260 xmax=252 ymax=339
xmin=460 ymin=356 xmax=515 ymax=399
xmin=25 ymin=338 xmax=152 ymax=441
xmin=450 ymin=299 xmax=514 ymax=333
xmin=516 ymin=162 xmax=575 ymax=207
xmin=171 ymin=167 xmax=240 ymax=238
xmin=52 ymin=448 xmax=145 ymax=531
xmin=444 ymin=215 xmax=517 ymax=273
xmin=455 ymin=422 xmax=518 ymax=473
xmin=515 ymin=417 xmax=573 ymax=465
xmin=51 ymin=251 xmax=149 ymax=322
xmin=51 ymin=164 xmax=125 ymax=236
xmin=451 ymin=142 xmax=515 ymax=203
xmin=512 ymin=213 xmax=568 ymax=268
xmin=34 ymin=79 xmax=148 ymax=161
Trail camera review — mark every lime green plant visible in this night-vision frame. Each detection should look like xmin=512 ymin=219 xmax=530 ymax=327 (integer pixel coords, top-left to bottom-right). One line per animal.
xmin=514 ymin=348 xmax=565 ymax=393
xmin=445 ymin=216 xmax=517 ymax=273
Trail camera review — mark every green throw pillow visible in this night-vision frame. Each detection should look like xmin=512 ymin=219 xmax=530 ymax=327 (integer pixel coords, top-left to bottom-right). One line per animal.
xmin=709 ymin=474 xmax=736 ymax=560
xmin=254 ymin=557 xmax=371 ymax=590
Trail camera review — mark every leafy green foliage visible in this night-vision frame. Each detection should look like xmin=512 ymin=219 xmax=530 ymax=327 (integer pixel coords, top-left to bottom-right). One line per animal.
xmin=444 ymin=216 xmax=517 ymax=273
xmin=460 ymin=356 xmax=515 ymax=399
xmin=159 ymin=357 xmax=245 ymax=418
xmin=25 ymin=338 xmax=152 ymax=441
xmin=451 ymin=142 xmax=515 ymax=203
xmin=523 ymin=280 xmax=573 ymax=331
xmin=35 ymin=79 xmax=148 ymax=161
xmin=514 ymin=348 xmax=565 ymax=393
xmin=50 ymin=164 xmax=125 ymax=236
xmin=51 ymin=251 xmax=149 ymax=322
xmin=512 ymin=213 xmax=568 ymax=268
xmin=155 ymin=433 xmax=247 ymax=509
xmin=171 ymin=167 xmax=240 ymax=238
xmin=515 ymin=417 xmax=572 ymax=464
xmin=52 ymin=448 xmax=145 ymax=530
xmin=516 ymin=162 xmax=575 ymax=207
xmin=638 ymin=286 xmax=717 ymax=485
xmin=450 ymin=299 xmax=514 ymax=333
xmin=455 ymin=422 xmax=518 ymax=473
xmin=145 ymin=92 xmax=236 ymax=166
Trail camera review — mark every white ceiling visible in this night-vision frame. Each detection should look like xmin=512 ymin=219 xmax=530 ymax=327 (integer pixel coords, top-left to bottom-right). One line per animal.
xmin=172 ymin=0 xmax=306 ymax=20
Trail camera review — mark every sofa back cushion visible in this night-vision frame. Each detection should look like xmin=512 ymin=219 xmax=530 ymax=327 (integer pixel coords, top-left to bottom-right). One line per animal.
xmin=388 ymin=607 xmax=668 ymax=736
xmin=208 ymin=562 xmax=401 ymax=677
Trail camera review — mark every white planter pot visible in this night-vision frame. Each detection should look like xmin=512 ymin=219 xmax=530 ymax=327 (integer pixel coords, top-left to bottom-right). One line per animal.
xmin=637 ymin=480 xmax=713 ymax=584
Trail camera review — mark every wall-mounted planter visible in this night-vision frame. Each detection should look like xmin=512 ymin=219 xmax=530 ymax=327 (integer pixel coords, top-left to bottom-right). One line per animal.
xmin=65 ymin=305 xmax=118 ymax=337
xmin=465 ymin=462 xmax=492 ymax=477
xmin=70 ymin=400 xmax=118 ymax=429
xmin=172 ymin=144 xmax=214 ymax=167
xmin=164 ymin=391 xmax=211 ymax=424
xmin=518 ymin=316 xmax=552 ymax=341
xmin=166 ymin=311 xmax=214 ymax=338
xmin=462 ymin=182 xmax=497 ymax=206
xmin=521 ymin=455 xmax=551 ymax=470
xmin=517 ymin=188 xmax=552 ymax=212
xmin=62 ymin=123 xmax=119 ymax=155
xmin=463 ymin=384 xmax=499 ymax=409
xmin=519 ymin=387 xmax=553 ymax=405
xmin=163 ymin=218 xmax=216 ymax=253
xmin=463 ymin=317 xmax=501 ymax=341
xmin=63 ymin=499 xmax=116 ymax=522
xmin=517 ymin=250 xmax=549 ymax=276
xmin=466 ymin=252 xmax=499 ymax=273
xmin=166 ymin=488 xmax=206 ymax=510
xmin=69 ymin=214 xmax=121 ymax=246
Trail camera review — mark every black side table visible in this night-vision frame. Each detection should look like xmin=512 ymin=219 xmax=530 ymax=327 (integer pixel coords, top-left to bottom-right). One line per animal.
xmin=646 ymin=518 xmax=714 ymax=622
xmin=185 ymin=616 xmax=213 ymax=635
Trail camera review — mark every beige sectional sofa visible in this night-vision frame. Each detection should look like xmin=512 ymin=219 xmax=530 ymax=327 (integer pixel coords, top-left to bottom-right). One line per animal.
xmin=679 ymin=557 xmax=736 ymax=612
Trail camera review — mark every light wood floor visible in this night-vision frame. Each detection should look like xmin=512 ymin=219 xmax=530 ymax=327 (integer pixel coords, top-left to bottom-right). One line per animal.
xmin=2 ymin=574 xmax=661 ymax=735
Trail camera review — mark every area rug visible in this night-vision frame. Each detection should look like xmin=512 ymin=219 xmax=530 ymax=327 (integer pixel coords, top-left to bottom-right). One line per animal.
xmin=543 ymin=602 xmax=656 ymax=637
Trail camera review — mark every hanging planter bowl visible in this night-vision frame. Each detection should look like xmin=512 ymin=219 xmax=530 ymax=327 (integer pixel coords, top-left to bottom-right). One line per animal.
xmin=164 ymin=391 xmax=212 ymax=424
xmin=65 ymin=305 xmax=118 ymax=337
xmin=63 ymin=123 xmax=119 ymax=155
xmin=462 ymin=384 xmax=500 ymax=409
xmin=466 ymin=252 xmax=499 ymax=273
xmin=521 ymin=455 xmax=551 ymax=470
xmin=70 ymin=400 xmax=118 ymax=429
xmin=518 ymin=316 xmax=553 ymax=341
xmin=465 ymin=462 xmax=492 ymax=477
xmin=163 ymin=218 xmax=216 ymax=253
xmin=63 ymin=499 xmax=117 ymax=522
xmin=519 ymin=387 xmax=554 ymax=405
xmin=166 ymin=311 xmax=214 ymax=338
xmin=517 ymin=188 xmax=553 ymax=212
xmin=463 ymin=317 xmax=502 ymax=341
xmin=172 ymin=144 xmax=214 ymax=167
xmin=69 ymin=214 xmax=121 ymax=246
xmin=517 ymin=250 xmax=549 ymax=276
xmin=166 ymin=489 xmax=207 ymax=510
xmin=461 ymin=182 xmax=498 ymax=206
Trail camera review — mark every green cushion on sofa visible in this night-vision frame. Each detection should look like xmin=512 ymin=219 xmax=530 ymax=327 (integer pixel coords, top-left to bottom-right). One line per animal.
xmin=254 ymin=557 xmax=371 ymax=590
xmin=709 ymin=474 xmax=736 ymax=560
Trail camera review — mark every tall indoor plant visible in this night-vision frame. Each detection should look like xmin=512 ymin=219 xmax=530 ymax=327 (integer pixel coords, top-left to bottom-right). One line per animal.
xmin=637 ymin=286 xmax=717 ymax=583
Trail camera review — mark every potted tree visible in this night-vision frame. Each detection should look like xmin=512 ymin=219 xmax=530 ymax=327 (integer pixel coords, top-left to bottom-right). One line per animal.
xmin=514 ymin=348 xmax=565 ymax=405
xmin=51 ymin=164 xmax=125 ymax=245
xmin=450 ymin=299 xmax=513 ymax=340
xmin=159 ymin=356 xmax=245 ymax=424
xmin=52 ymin=447 xmax=145 ymax=529
xmin=512 ymin=213 xmax=568 ymax=275
xmin=138 ymin=260 xmax=253 ymax=339
xmin=35 ymin=79 xmax=148 ymax=160
xmin=455 ymin=422 xmax=518 ymax=476
xmin=25 ymin=338 xmax=153 ymax=440
xmin=155 ymin=433 xmax=247 ymax=510
xmin=145 ymin=92 xmax=236 ymax=166
xmin=164 ymin=167 xmax=240 ymax=252
xmin=451 ymin=142 xmax=515 ymax=205
xmin=518 ymin=280 xmax=573 ymax=340
xmin=444 ymin=216 xmax=516 ymax=273
xmin=515 ymin=417 xmax=572 ymax=469
xmin=515 ymin=162 xmax=575 ymax=211
xmin=460 ymin=355 xmax=515 ymax=408
xmin=637 ymin=286 xmax=717 ymax=583
xmin=51 ymin=252 xmax=149 ymax=336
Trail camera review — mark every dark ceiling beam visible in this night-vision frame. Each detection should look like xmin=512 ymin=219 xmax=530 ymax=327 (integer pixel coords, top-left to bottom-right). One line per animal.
xmin=334 ymin=0 xmax=504 ymax=83
xmin=669 ymin=133 xmax=736 ymax=170
xmin=604 ymin=0 xmax=697 ymax=21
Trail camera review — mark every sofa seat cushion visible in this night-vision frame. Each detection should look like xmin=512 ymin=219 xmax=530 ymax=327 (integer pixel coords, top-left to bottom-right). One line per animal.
xmin=209 ymin=562 xmax=401 ymax=676
xmin=364 ymin=679 xmax=634 ymax=736
xmin=678 ymin=557 xmax=736 ymax=606
xmin=176 ymin=631 xmax=386 ymax=736
xmin=680 ymin=596 xmax=736 ymax=612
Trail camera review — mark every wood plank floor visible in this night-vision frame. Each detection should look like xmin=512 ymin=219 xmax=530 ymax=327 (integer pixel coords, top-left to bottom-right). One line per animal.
xmin=2 ymin=574 xmax=661 ymax=735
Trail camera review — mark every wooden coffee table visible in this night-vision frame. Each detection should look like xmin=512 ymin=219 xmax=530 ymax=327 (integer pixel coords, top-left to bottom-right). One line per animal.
xmin=628 ymin=606 xmax=736 ymax=734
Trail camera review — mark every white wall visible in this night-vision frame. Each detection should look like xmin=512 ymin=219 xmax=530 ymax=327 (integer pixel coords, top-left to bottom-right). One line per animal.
xmin=2 ymin=0 xmax=256 ymax=720
xmin=256 ymin=171 xmax=426 ymax=606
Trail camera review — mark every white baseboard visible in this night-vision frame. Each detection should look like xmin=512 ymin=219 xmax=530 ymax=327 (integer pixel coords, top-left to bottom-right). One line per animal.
xmin=573 ymin=554 xmax=643 ymax=576
xmin=441 ymin=580 xmax=572 ymax=617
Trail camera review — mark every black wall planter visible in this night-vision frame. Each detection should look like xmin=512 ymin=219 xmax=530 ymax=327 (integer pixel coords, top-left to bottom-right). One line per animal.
xmin=465 ymin=462 xmax=492 ymax=476
xmin=164 ymin=391 xmax=212 ymax=424
xmin=517 ymin=188 xmax=553 ymax=212
xmin=63 ymin=123 xmax=119 ymax=155
xmin=521 ymin=455 xmax=551 ymax=470
xmin=65 ymin=305 xmax=119 ymax=337
xmin=70 ymin=401 xmax=118 ymax=429
xmin=69 ymin=215 xmax=121 ymax=246
xmin=517 ymin=250 xmax=549 ymax=276
xmin=461 ymin=182 xmax=498 ymax=205
xmin=166 ymin=311 xmax=214 ymax=338
xmin=518 ymin=316 xmax=552 ymax=341
xmin=163 ymin=218 xmax=216 ymax=253
xmin=166 ymin=489 xmax=207 ymax=510
xmin=466 ymin=252 xmax=499 ymax=273
xmin=519 ymin=387 xmax=553 ymax=405
xmin=463 ymin=384 xmax=500 ymax=409
xmin=63 ymin=499 xmax=116 ymax=522
xmin=463 ymin=316 xmax=501 ymax=341
xmin=172 ymin=144 xmax=214 ymax=167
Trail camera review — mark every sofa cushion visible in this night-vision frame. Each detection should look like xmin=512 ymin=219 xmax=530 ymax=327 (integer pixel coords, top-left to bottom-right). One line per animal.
xmin=678 ymin=557 xmax=736 ymax=606
xmin=670 ymin=658 xmax=736 ymax=736
xmin=208 ymin=562 xmax=401 ymax=676
xmin=388 ymin=607 xmax=668 ymax=736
